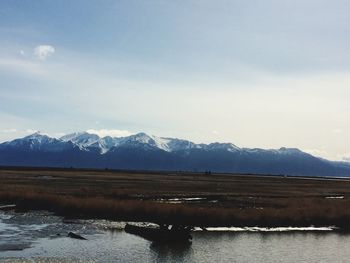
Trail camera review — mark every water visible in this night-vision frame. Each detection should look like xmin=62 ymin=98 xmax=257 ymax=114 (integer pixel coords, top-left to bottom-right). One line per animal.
xmin=1 ymin=211 xmax=350 ymax=262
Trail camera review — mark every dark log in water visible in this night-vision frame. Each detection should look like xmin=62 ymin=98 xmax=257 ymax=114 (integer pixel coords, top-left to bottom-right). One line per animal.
xmin=67 ymin=232 xmax=87 ymax=240
xmin=125 ymin=224 xmax=192 ymax=243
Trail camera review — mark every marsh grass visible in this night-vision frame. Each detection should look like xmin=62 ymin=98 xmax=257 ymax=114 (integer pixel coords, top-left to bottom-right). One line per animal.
xmin=1 ymin=169 xmax=350 ymax=228
xmin=1 ymin=189 xmax=350 ymax=228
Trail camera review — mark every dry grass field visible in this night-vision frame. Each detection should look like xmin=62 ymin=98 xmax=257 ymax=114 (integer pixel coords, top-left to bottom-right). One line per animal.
xmin=1 ymin=167 xmax=350 ymax=228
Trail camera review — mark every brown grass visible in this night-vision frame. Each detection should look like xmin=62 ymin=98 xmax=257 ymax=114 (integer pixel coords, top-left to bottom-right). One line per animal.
xmin=1 ymin=168 xmax=350 ymax=228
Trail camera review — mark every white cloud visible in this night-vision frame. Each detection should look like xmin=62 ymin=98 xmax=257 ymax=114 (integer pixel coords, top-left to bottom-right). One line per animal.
xmin=34 ymin=45 xmax=55 ymax=60
xmin=0 ymin=128 xmax=18 ymax=133
xmin=25 ymin=129 xmax=38 ymax=134
xmin=86 ymin=129 xmax=133 ymax=138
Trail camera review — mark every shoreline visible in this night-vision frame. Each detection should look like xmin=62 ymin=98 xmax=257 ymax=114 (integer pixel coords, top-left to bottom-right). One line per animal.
xmin=1 ymin=199 xmax=350 ymax=231
xmin=0 ymin=209 xmax=339 ymax=233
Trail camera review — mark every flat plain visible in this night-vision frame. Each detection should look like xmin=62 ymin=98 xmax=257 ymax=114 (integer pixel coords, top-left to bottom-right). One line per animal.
xmin=1 ymin=167 xmax=350 ymax=228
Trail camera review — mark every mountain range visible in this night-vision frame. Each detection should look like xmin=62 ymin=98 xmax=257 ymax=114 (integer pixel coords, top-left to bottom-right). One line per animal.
xmin=0 ymin=131 xmax=349 ymax=177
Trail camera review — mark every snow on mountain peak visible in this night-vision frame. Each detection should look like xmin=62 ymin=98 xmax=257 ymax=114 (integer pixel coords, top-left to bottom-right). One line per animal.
xmin=0 ymin=130 xmax=324 ymax=162
xmin=116 ymin=132 xmax=169 ymax=151
xmin=206 ymin=142 xmax=240 ymax=152
xmin=58 ymin=131 xmax=245 ymax=154
xmin=61 ymin=131 xmax=99 ymax=141
xmin=1 ymin=131 xmax=349 ymax=176
xmin=60 ymin=131 xmax=102 ymax=151
xmin=17 ymin=131 xmax=308 ymax=157
xmin=23 ymin=132 xmax=54 ymax=144
xmin=25 ymin=131 xmax=47 ymax=139
xmin=3 ymin=132 xmax=69 ymax=151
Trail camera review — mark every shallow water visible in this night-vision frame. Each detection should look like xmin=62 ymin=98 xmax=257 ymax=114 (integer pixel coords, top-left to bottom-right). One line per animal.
xmin=1 ymin=211 xmax=350 ymax=262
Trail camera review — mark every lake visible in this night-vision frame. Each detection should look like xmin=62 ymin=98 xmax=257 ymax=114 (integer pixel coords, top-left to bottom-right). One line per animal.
xmin=1 ymin=210 xmax=350 ymax=262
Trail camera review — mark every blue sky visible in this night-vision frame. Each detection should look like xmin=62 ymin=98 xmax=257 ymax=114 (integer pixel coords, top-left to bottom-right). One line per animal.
xmin=0 ymin=0 xmax=349 ymax=161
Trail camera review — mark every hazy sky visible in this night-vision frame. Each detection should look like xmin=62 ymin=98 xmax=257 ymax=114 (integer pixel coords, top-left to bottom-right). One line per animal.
xmin=0 ymin=0 xmax=349 ymax=161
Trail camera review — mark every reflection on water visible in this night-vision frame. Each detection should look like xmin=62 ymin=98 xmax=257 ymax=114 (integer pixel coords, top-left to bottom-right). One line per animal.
xmin=1 ymin=211 xmax=350 ymax=262
xmin=150 ymin=241 xmax=193 ymax=262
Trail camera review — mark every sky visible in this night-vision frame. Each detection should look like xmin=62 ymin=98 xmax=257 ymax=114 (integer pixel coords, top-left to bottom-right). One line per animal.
xmin=0 ymin=0 xmax=349 ymax=161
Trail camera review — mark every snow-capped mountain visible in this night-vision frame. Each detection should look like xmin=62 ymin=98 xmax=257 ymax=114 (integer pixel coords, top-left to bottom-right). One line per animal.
xmin=61 ymin=132 xmax=100 ymax=148
xmin=0 ymin=131 xmax=349 ymax=177
xmin=61 ymin=132 xmax=114 ymax=153
xmin=204 ymin=143 xmax=240 ymax=152
xmin=59 ymin=132 xmax=203 ymax=154
xmin=1 ymin=132 xmax=74 ymax=152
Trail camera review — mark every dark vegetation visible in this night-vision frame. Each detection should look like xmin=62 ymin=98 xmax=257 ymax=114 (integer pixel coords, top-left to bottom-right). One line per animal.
xmin=1 ymin=167 xmax=350 ymax=228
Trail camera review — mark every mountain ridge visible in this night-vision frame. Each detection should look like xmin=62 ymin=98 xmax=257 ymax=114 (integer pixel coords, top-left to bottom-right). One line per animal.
xmin=0 ymin=131 xmax=349 ymax=177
